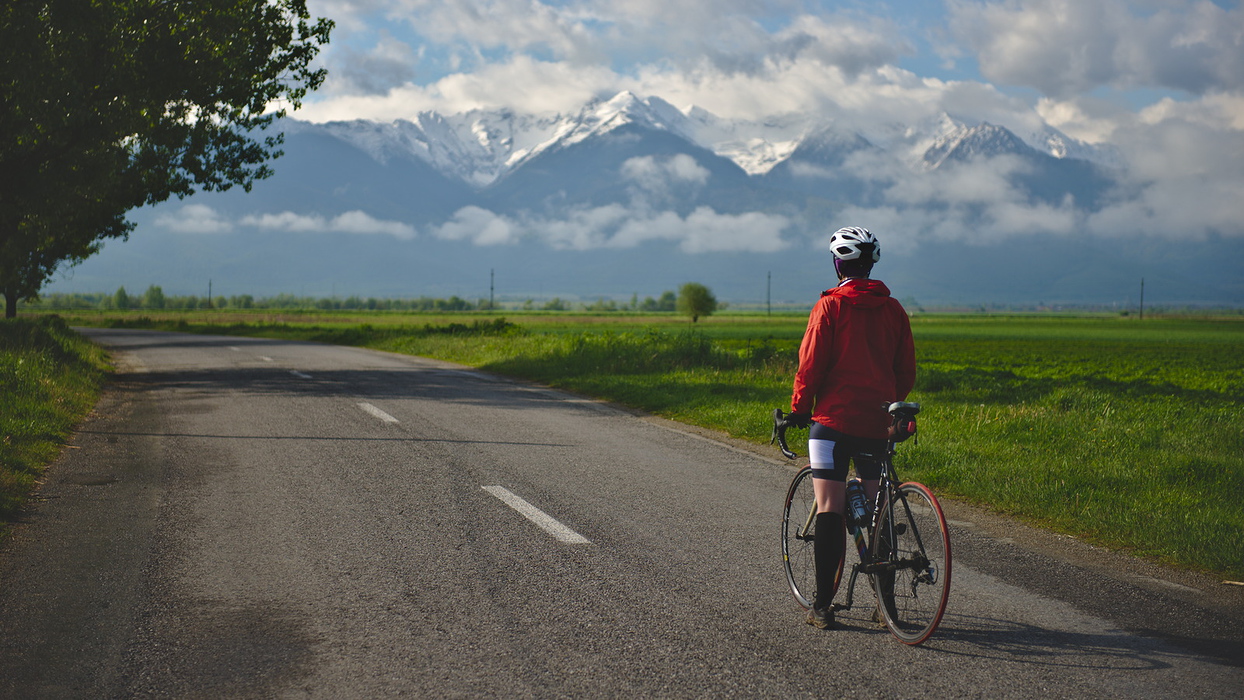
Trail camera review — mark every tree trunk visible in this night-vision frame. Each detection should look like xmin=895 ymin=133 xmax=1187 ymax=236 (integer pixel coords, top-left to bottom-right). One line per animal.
xmin=4 ymin=290 xmax=16 ymax=319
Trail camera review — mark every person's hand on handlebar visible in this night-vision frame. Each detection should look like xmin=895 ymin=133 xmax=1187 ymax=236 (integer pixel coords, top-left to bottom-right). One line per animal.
xmin=785 ymin=411 xmax=812 ymax=428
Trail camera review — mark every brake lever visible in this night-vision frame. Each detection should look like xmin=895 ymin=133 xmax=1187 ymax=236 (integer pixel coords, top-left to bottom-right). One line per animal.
xmin=770 ymin=408 xmax=798 ymax=460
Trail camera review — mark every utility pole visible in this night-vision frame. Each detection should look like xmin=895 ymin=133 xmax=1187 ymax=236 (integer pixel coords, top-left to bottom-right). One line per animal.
xmin=767 ymin=271 xmax=771 ymax=317
xmin=1139 ymin=277 xmax=1145 ymax=320
xmin=490 ymin=269 xmax=495 ymax=311
xmin=207 ymin=279 xmax=212 ymax=309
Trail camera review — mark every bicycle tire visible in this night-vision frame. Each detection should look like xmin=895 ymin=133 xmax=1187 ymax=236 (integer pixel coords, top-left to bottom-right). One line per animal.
xmin=871 ymin=482 xmax=951 ymax=645
xmin=781 ymin=467 xmax=847 ymax=610
xmin=781 ymin=467 xmax=818 ymax=608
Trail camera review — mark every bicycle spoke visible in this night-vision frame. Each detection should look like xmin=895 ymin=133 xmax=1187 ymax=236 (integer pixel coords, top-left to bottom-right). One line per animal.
xmin=870 ymin=482 xmax=951 ymax=645
xmin=782 ymin=468 xmax=818 ymax=609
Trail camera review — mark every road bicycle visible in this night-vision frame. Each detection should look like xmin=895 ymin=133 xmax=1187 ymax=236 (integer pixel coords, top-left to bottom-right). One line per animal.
xmin=773 ymin=402 xmax=951 ymax=645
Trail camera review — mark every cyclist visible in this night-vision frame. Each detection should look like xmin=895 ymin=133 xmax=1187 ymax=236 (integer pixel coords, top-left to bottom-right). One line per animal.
xmin=786 ymin=226 xmax=916 ymax=629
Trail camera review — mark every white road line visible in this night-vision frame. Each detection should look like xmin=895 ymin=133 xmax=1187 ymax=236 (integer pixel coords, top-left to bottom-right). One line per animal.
xmin=290 ymin=370 xmax=313 ymax=379
xmin=357 ymin=402 xmax=399 ymax=423
xmin=481 ymin=486 xmax=592 ymax=545
xmin=229 ymin=346 xmax=241 ymax=352
xmin=259 ymin=356 xmax=274 ymax=362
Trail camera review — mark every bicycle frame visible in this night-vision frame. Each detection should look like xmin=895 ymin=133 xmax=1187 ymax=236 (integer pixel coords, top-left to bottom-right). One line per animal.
xmin=787 ymin=442 xmax=906 ymax=612
xmin=831 ymin=445 xmax=898 ymax=614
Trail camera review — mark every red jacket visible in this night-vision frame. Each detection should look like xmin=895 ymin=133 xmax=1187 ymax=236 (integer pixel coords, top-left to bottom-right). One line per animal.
xmin=791 ymin=278 xmax=916 ymax=440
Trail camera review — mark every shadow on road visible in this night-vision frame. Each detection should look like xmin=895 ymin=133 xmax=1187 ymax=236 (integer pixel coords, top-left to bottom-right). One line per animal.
xmin=110 ymin=364 xmax=601 ymax=412
xmin=75 ymin=428 xmax=573 ymax=449
xmin=926 ymin=612 xmax=1243 ymax=670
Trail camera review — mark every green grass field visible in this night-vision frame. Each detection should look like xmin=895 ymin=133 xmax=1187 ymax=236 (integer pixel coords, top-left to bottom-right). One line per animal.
xmin=14 ymin=309 xmax=1244 ymax=577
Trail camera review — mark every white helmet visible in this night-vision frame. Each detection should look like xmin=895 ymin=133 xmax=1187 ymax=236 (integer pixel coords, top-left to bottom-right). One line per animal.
xmin=829 ymin=226 xmax=880 ymax=262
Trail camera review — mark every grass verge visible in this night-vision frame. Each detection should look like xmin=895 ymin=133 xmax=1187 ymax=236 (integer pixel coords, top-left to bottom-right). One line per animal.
xmin=0 ymin=317 xmax=110 ymax=537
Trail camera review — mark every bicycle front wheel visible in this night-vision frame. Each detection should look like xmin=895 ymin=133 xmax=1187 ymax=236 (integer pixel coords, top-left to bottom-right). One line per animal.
xmin=871 ymin=482 xmax=951 ymax=645
xmin=781 ymin=467 xmax=819 ymax=609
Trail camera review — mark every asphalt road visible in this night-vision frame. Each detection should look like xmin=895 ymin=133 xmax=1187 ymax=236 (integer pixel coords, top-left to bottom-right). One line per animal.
xmin=2 ymin=328 xmax=1241 ymax=698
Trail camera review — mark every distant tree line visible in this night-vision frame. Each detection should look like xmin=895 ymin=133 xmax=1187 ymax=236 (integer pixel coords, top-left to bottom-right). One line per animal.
xmin=23 ymin=288 xmax=484 ymax=312
xmin=522 ymin=291 xmax=681 ymax=313
xmin=20 ymin=286 xmax=724 ymax=315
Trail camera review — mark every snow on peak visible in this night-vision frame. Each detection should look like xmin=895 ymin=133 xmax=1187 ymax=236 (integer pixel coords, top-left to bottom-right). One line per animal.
xmin=294 ymin=97 xmax=1113 ymax=187
xmin=923 ymin=121 xmax=1033 ymax=168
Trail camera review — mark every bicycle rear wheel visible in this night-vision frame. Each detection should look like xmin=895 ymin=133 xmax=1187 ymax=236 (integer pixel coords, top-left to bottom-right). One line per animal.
xmin=871 ymin=482 xmax=951 ymax=645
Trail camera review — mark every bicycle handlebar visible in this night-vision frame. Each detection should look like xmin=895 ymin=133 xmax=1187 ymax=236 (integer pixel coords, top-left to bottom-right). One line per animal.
xmin=770 ymin=402 xmax=922 ymax=459
xmin=770 ymin=409 xmax=800 ymax=460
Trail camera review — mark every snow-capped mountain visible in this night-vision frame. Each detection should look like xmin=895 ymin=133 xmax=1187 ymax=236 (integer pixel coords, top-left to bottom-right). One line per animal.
xmin=63 ymin=89 xmax=1244 ymax=308
xmin=922 ymin=122 xmax=1038 ymax=169
xmin=296 ymin=91 xmax=1113 ymax=190
xmin=300 ymin=92 xmax=700 ymax=188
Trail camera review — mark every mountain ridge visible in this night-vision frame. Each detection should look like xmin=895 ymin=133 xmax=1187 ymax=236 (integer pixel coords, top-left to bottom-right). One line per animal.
xmin=292 ymin=91 xmax=1114 ymax=190
xmin=51 ymin=90 xmax=1239 ymax=308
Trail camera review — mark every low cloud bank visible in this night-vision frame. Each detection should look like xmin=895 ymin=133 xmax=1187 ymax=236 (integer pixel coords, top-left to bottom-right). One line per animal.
xmin=432 ymin=204 xmax=792 ymax=253
xmin=155 ymin=206 xmax=417 ymax=240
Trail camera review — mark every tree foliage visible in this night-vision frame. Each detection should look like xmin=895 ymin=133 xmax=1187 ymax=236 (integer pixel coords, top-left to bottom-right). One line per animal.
xmin=677 ymin=282 xmax=718 ymax=323
xmin=0 ymin=1 xmax=332 ymax=318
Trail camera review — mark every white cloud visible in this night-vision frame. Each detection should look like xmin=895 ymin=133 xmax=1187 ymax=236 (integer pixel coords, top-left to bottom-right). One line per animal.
xmin=823 ymin=146 xmax=1086 ymax=250
xmin=948 ymin=0 xmax=1244 ymax=97
xmin=538 ymin=204 xmax=632 ymax=250
xmin=297 ymin=2 xmax=922 ymax=121
xmin=826 ymin=90 xmax=1244 ymax=246
xmin=888 ymin=154 xmax=1033 ymax=206
xmin=300 ymin=54 xmax=618 ymax=119
xmin=391 ymin=0 xmax=601 ymax=62
xmin=1091 ymin=98 xmax=1244 ymax=238
xmin=1036 ymin=96 xmax=1134 ymax=144
xmin=331 ymin=210 xmax=419 ymax=238
xmin=238 ymin=210 xmax=417 ymax=239
xmin=833 ymin=197 xmax=1082 ymax=253
xmin=241 ymin=211 xmax=326 ymax=232
xmin=675 ymin=207 xmax=792 ymax=254
xmin=154 ymin=204 xmax=233 ymax=234
xmin=621 ymin=154 xmax=711 ymax=197
xmin=770 ymin=14 xmax=913 ymax=78
xmin=1035 ymin=90 xmax=1244 ymax=239
xmin=432 ymin=205 xmax=517 ymax=245
xmin=326 ymin=32 xmax=420 ymax=95
xmin=307 ymin=1 xmax=393 ymax=33
xmin=430 ymin=204 xmax=792 ymax=253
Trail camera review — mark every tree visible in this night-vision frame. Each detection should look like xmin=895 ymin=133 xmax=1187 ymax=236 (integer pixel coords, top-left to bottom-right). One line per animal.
xmin=143 ymin=285 xmax=166 ymax=310
xmin=113 ymin=286 xmax=130 ymax=311
xmin=0 ymin=1 xmax=333 ymax=318
xmin=677 ymin=282 xmax=718 ymax=323
xmin=640 ymin=290 xmax=676 ymax=312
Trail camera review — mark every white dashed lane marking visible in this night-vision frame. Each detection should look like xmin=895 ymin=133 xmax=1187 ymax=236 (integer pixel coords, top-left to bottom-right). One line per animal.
xmin=482 ymin=486 xmax=592 ymax=545
xmin=357 ymin=402 xmax=399 ymax=423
